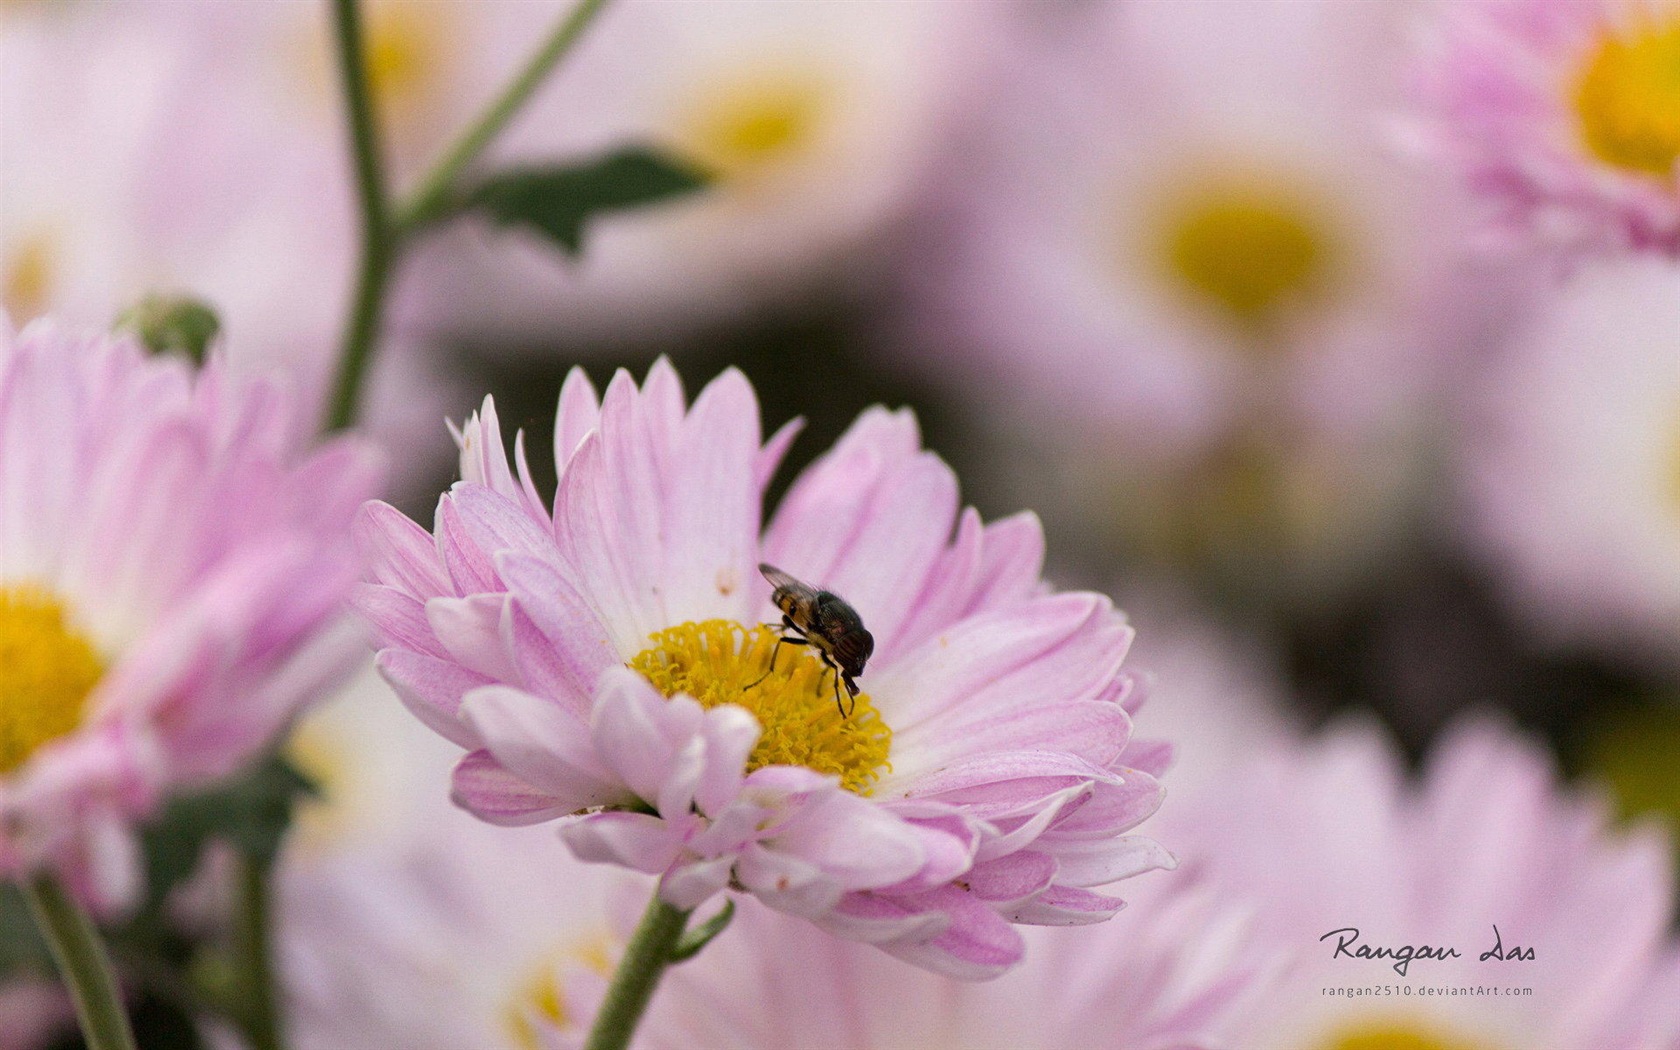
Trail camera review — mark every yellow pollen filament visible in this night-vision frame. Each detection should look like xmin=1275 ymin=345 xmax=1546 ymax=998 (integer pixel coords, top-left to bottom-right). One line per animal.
xmin=628 ymin=620 xmax=892 ymax=796
xmin=0 ymin=587 xmax=105 ymax=775
xmin=1574 ymin=16 xmax=1680 ymax=178
xmin=3 ymin=232 xmax=55 ymax=323
xmin=675 ymin=69 xmax=830 ymax=179
xmin=1152 ymin=174 xmax=1335 ymax=330
xmin=1318 ymin=1018 xmax=1497 ymax=1050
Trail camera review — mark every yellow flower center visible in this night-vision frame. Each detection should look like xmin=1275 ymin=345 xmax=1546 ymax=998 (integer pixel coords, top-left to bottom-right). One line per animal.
xmin=3 ymin=231 xmax=55 ymax=323
xmin=502 ymin=938 xmax=613 ymax=1050
xmin=289 ymin=0 xmax=448 ymax=152
xmin=1151 ymin=173 xmax=1337 ymax=330
xmin=0 ymin=587 xmax=105 ymax=775
xmin=628 ymin=620 xmax=891 ymax=795
xmin=362 ymin=0 xmax=447 ymax=120
xmin=1318 ymin=1018 xmax=1496 ymax=1050
xmin=1668 ymin=413 xmax=1680 ymax=520
xmin=1574 ymin=15 xmax=1680 ymax=178
xmin=674 ymin=68 xmax=830 ymax=180
xmin=281 ymin=717 xmax=352 ymax=853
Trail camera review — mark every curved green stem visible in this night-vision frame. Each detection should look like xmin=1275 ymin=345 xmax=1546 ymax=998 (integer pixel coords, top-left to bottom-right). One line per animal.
xmin=398 ymin=0 xmax=614 ymax=233
xmin=322 ymin=0 xmax=615 ymax=433
xmin=323 ymin=0 xmax=395 ymax=434
xmin=582 ymin=894 xmax=690 ymax=1050
xmin=21 ymin=874 xmax=137 ymax=1050
xmin=234 ymin=856 xmax=284 ymax=1050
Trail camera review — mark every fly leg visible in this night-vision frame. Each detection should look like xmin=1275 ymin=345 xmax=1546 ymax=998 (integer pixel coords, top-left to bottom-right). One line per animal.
xmin=814 ymin=651 xmax=854 ymax=719
xmin=746 ymin=630 xmax=807 ymax=690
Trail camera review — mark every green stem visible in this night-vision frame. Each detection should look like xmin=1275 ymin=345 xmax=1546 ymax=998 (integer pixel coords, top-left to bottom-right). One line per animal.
xmin=321 ymin=0 xmax=614 ymax=433
xmin=323 ymin=0 xmax=395 ymax=434
xmin=582 ymin=894 xmax=690 ymax=1050
xmin=21 ymin=874 xmax=138 ymax=1050
xmin=397 ymin=0 xmax=614 ymax=232
xmin=234 ymin=857 xmax=284 ymax=1050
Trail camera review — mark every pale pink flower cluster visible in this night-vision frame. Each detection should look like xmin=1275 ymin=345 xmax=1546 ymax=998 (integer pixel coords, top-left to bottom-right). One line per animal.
xmin=1168 ymin=719 xmax=1680 ymax=1048
xmin=0 ymin=320 xmax=381 ymax=910
xmin=601 ymin=871 xmax=1270 ymax=1050
xmin=1410 ymin=0 xmax=1680 ymax=257
xmin=356 ymin=361 xmax=1170 ymax=977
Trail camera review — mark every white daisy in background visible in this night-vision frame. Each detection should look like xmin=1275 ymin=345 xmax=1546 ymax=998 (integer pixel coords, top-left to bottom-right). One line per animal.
xmin=1167 ymin=719 xmax=1680 ymax=1050
xmin=283 ymin=791 xmax=625 ymax=1050
xmin=901 ymin=0 xmax=1506 ymax=599
xmin=550 ymin=870 xmax=1275 ymax=1050
xmin=1458 ymin=254 xmax=1680 ymax=670
xmin=1409 ymin=0 xmax=1680 ymax=258
xmin=1115 ymin=589 xmax=1294 ymax=793
xmin=412 ymin=0 xmax=993 ymax=343
xmin=277 ymin=665 xmax=463 ymax=871
xmin=0 ymin=1 xmax=455 ymax=481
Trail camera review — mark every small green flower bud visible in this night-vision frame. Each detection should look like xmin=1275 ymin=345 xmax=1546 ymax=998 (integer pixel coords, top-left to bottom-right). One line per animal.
xmin=115 ymin=294 xmax=221 ymax=366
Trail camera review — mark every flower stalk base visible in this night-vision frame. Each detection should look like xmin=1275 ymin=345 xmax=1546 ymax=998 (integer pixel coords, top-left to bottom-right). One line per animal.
xmin=582 ymin=894 xmax=694 ymax=1050
xmin=21 ymin=873 xmax=138 ymax=1050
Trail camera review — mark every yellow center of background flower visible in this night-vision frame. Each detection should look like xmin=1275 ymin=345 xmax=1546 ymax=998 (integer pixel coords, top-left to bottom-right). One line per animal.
xmin=1574 ymin=16 xmax=1680 ymax=177
xmin=0 ymin=587 xmax=105 ymax=775
xmin=629 ymin=619 xmax=891 ymax=795
xmin=502 ymin=938 xmax=613 ymax=1050
xmin=282 ymin=717 xmax=352 ymax=853
xmin=3 ymin=231 xmax=55 ymax=323
xmin=1153 ymin=174 xmax=1335 ymax=330
xmin=1318 ymin=1018 xmax=1494 ymax=1050
xmin=363 ymin=0 xmax=446 ymax=119
xmin=675 ymin=69 xmax=830 ymax=180
xmin=1668 ymin=414 xmax=1680 ymax=518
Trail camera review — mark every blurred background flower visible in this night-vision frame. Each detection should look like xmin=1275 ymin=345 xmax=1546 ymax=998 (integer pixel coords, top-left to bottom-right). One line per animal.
xmin=0 ymin=1 xmax=455 ymax=491
xmin=1411 ymin=0 xmax=1680 ymax=257
xmin=896 ymin=0 xmax=1519 ymax=609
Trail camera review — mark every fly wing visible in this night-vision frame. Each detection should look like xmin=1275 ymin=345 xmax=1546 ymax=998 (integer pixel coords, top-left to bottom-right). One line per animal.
xmin=758 ymin=563 xmax=806 ymax=595
xmin=759 ymin=563 xmax=819 ymax=620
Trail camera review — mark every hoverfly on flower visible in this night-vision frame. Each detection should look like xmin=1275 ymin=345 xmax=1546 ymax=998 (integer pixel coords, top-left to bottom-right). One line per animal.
xmin=752 ymin=562 xmax=874 ymax=718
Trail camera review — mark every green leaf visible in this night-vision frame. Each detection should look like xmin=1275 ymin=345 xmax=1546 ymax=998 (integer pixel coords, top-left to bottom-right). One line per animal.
xmin=136 ymin=754 xmax=316 ymax=911
xmin=468 ymin=147 xmax=709 ymax=256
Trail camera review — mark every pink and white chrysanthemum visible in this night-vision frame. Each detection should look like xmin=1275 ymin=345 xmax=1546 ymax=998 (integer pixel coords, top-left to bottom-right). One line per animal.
xmin=0 ymin=318 xmax=382 ymax=911
xmin=1168 ymin=719 xmax=1680 ymax=1049
xmin=283 ymin=792 xmax=623 ymax=1050
xmin=553 ymin=871 xmax=1270 ymax=1050
xmin=1410 ymin=0 xmax=1680 ymax=257
xmin=355 ymin=361 xmax=1170 ymax=978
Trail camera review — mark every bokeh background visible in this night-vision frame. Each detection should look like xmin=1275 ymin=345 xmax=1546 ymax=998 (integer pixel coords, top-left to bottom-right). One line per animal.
xmin=7 ymin=0 xmax=1680 ymax=1045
